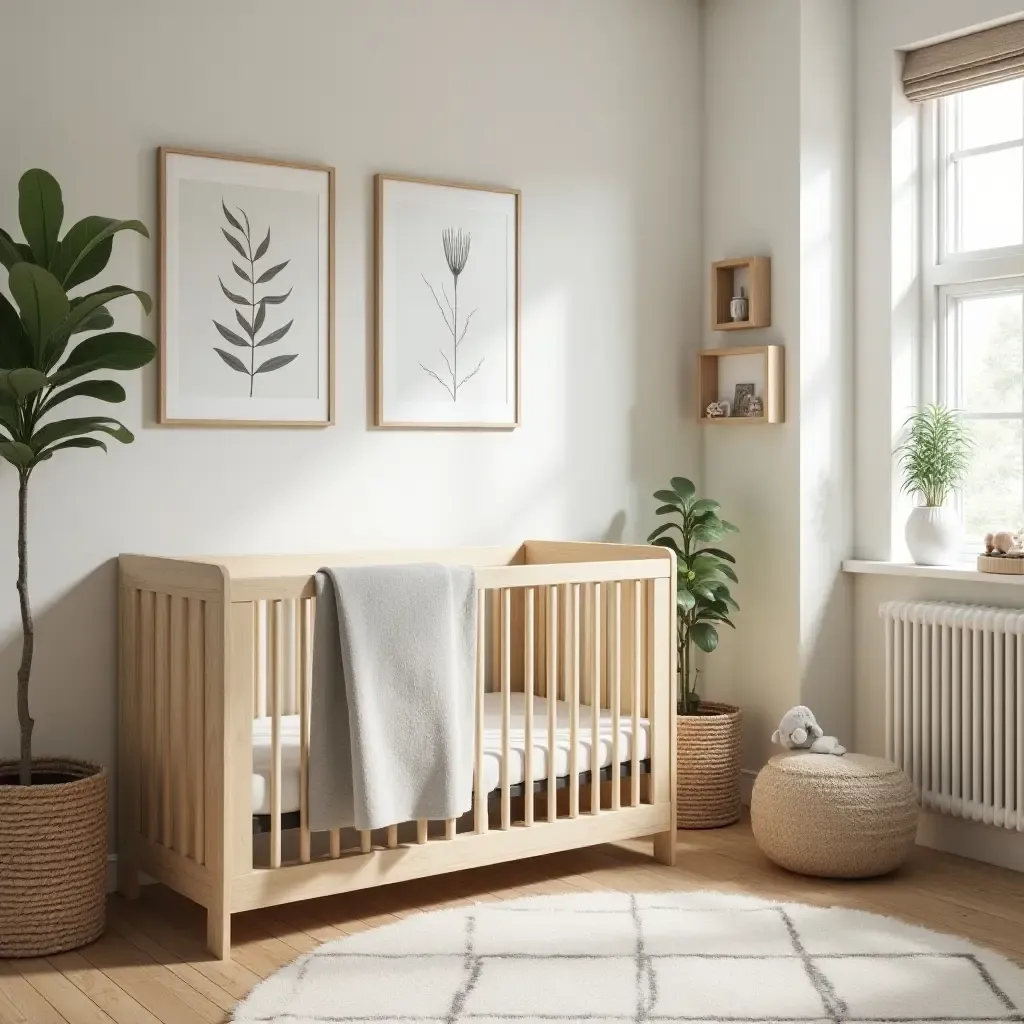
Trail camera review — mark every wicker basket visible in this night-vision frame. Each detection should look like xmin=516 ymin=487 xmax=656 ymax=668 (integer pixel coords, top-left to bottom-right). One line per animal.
xmin=676 ymin=702 xmax=743 ymax=829
xmin=0 ymin=759 xmax=108 ymax=957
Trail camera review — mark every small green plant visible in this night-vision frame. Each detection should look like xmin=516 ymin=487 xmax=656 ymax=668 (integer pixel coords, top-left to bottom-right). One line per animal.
xmin=0 ymin=169 xmax=156 ymax=785
xmin=647 ymin=477 xmax=739 ymax=715
xmin=895 ymin=404 xmax=973 ymax=507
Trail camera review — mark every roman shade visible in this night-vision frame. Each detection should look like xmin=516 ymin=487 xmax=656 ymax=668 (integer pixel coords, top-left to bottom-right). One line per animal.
xmin=903 ymin=20 xmax=1024 ymax=103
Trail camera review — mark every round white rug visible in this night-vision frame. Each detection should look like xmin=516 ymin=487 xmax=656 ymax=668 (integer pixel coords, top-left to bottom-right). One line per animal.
xmin=234 ymin=891 xmax=1024 ymax=1023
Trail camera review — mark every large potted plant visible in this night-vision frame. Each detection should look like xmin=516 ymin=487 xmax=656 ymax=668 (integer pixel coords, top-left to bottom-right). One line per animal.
xmin=896 ymin=404 xmax=973 ymax=566
xmin=648 ymin=476 xmax=742 ymax=828
xmin=0 ymin=169 xmax=155 ymax=956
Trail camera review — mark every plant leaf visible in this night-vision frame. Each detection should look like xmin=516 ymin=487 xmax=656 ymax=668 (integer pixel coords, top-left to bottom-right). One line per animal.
xmin=54 ymin=216 xmax=149 ymax=289
xmin=690 ymin=498 xmax=721 ymax=516
xmin=219 ymin=278 xmax=249 ymax=305
xmin=34 ymin=436 xmax=108 ymax=462
xmin=647 ymin=522 xmax=684 ymax=542
xmin=19 ymin=169 xmax=64 ymax=267
xmin=49 ymin=331 xmax=156 ymax=386
xmin=670 ymin=477 xmax=696 ymax=502
xmin=0 ymin=228 xmax=26 ymax=271
xmin=653 ymin=489 xmax=683 ymax=506
xmin=0 ymin=293 xmax=33 ymax=367
xmin=255 ymin=352 xmax=298 ymax=374
xmin=9 ymin=263 xmax=70 ymax=356
xmin=255 ymin=319 xmax=292 ymax=346
xmin=214 ymin=348 xmax=250 ymax=374
xmin=31 ymin=415 xmax=133 ymax=452
xmin=213 ymin=320 xmax=250 ymax=348
xmin=259 ymin=288 xmax=292 ymax=306
xmin=255 ymin=260 xmax=288 ymax=284
xmin=233 ymin=261 xmax=252 ymax=284
xmin=221 ymin=228 xmax=248 ymax=261
xmin=253 ymin=302 xmax=266 ymax=336
xmin=0 ymin=368 xmax=48 ymax=400
xmin=221 ymin=200 xmax=245 ymax=235
xmin=39 ymin=379 xmax=125 ymax=415
xmin=235 ymin=310 xmax=255 ymax=340
xmin=254 ymin=227 xmax=270 ymax=260
xmin=655 ymin=504 xmax=682 ymax=517
xmin=677 ymin=589 xmax=696 ymax=612
xmin=695 ymin=546 xmax=736 ymax=564
xmin=719 ymin=519 xmax=739 ymax=534
xmin=43 ymin=286 xmax=151 ymax=370
xmin=0 ymin=440 xmax=35 ymax=468
xmin=652 ymin=536 xmax=683 ymax=558
xmin=72 ymin=305 xmax=114 ymax=334
xmin=690 ymin=621 xmax=719 ymax=653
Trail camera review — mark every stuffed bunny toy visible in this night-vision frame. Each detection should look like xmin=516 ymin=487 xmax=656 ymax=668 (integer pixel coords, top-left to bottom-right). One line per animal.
xmin=771 ymin=705 xmax=846 ymax=755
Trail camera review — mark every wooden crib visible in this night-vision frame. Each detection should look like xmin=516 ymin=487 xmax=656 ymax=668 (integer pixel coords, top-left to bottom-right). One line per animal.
xmin=117 ymin=541 xmax=677 ymax=959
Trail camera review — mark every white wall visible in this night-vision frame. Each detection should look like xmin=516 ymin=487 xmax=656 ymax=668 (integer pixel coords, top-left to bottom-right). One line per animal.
xmin=853 ymin=0 xmax=1024 ymax=868
xmin=0 ymin=0 xmax=703 ymax=833
xmin=701 ymin=0 xmax=853 ymax=771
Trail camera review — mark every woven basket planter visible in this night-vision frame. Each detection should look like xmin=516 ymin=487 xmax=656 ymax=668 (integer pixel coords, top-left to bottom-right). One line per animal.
xmin=676 ymin=702 xmax=743 ymax=829
xmin=0 ymin=759 xmax=108 ymax=957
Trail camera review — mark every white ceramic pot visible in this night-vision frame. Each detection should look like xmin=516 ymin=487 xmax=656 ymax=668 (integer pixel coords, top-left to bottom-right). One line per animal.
xmin=905 ymin=505 xmax=961 ymax=565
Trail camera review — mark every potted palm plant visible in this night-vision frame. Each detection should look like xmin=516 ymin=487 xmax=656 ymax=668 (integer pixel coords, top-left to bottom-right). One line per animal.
xmin=0 ymin=169 xmax=155 ymax=956
xmin=648 ymin=476 xmax=742 ymax=828
xmin=896 ymin=405 xmax=973 ymax=566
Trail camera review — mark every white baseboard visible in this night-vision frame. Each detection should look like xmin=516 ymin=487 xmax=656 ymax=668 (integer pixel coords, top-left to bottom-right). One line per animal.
xmin=916 ymin=810 xmax=1024 ymax=872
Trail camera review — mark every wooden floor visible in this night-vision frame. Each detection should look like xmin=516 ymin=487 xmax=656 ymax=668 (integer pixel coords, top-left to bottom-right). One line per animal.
xmin=2 ymin=815 xmax=1022 ymax=1023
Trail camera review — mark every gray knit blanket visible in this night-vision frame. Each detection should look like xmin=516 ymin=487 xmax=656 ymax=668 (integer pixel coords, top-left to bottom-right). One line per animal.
xmin=308 ymin=564 xmax=477 ymax=832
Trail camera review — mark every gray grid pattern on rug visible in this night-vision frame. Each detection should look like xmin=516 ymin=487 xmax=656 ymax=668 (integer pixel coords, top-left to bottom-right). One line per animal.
xmin=234 ymin=894 xmax=1024 ymax=1024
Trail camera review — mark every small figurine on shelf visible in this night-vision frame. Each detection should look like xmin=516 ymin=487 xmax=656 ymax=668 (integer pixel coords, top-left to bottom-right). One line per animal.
xmin=706 ymin=400 xmax=730 ymax=419
xmin=730 ymin=286 xmax=749 ymax=322
xmin=984 ymin=530 xmax=1022 ymax=555
xmin=745 ymin=395 xmax=764 ymax=418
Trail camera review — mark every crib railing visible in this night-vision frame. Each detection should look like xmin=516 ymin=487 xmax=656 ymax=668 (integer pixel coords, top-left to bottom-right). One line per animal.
xmin=119 ymin=543 xmax=675 ymax=957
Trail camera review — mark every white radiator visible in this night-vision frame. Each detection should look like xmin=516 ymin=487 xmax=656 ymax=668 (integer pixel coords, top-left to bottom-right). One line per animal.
xmin=880 ymin=600 xmax=1023 ymax=830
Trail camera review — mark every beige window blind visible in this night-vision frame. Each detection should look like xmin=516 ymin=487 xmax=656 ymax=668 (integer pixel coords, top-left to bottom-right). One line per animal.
xmin=903 ymin=20 xmax=1024 ymax=102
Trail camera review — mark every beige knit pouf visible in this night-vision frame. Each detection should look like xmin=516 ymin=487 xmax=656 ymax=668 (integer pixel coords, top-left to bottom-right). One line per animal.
xmin=750 ymin=752 xmax=918 ymax=878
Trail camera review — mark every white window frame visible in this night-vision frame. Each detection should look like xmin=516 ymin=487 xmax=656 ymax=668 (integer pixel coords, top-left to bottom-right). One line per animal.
xmin=921 ymin=87 xmax=1024 ymax=539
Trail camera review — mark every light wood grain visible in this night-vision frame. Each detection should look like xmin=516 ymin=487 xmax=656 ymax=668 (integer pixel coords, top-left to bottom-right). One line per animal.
xmin=711 ymin=255 xmax=771 ymax=330
xmin=475 ymin=591 xmax=488 ymax=835
xmin=524 ymin=588 xmax=535 ymax=827
xmin=500 ymin=588 xmax=512 ymax=831
xmin=547 ymin=586 xmax=559 ymax=823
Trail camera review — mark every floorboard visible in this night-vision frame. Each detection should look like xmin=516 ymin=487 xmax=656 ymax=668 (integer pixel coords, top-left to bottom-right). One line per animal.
xmin=1 ymin=815 xmax=1021 ymax=1022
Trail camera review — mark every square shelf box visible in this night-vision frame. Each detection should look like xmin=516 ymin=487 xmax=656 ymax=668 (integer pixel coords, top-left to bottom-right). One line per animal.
xmin=712 ymin=256 xmax=771 ymax=331
xmin=698 ymin=344 xmax=784 ymax=425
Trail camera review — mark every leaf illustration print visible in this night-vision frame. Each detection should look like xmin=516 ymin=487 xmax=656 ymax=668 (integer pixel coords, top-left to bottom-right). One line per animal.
xmin=214 ymin=199 xmax=297 ymax=396
xmin=420 ymin=227 xmax=483 ymax=401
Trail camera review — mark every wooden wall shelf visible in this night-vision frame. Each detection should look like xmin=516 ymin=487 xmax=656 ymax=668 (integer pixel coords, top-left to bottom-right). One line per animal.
xmin=698 ymin=345 xmax=784 ymax=424
xmin=712 ymin=256 xmax=771 ymax=331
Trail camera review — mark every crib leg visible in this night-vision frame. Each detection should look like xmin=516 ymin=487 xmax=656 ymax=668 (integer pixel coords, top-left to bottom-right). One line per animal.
xmin=652 ymin=828 xmax=677 ymax=866
xmin=207 ymin=906 xmax=231 ymax=961
xmin=117 ymin=857 xmax=140 ymax=900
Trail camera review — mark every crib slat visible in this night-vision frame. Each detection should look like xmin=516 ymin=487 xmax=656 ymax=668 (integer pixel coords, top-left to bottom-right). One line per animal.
xmin=255 ymin=601 xmax=266 ymax=718
xmin=591 ymin=583 xmax=602 ymax=814
xmin=417 ymin=819 xmax=428 ymax=844
xmin=610 ymin=582 xmax=621 ymax=811
xmin=524 ymin=587 xmax=535 ymax=827
xmin=155 ymin=593 xmax=172 ymax=847
xmin=139 ymin=591 xmax=155 ymax=842
xmin=570 ymin=583 xmax=581 ymax=818
xmin=631 ymin=581 xmax=641 ymax=807
xmin=387 ymin=825 xmax=398 ymax=849
xmin=330 ymin=829 xmax=341 ymax=858
xmin=501 ymin=588 xmax=512 ymax=831
xmin=169 ymin=596 xmax=188 ymax=857
xmin=475 ymin=591 xmax=488 ymax=835
xmin=445 ymin=818 xmax=457 ymax=839
xmin=187 ymin=598 xmax=205 ymax=865
xmin=270 ymin=600 xmax=282 ymax=869
xmin=299 ymin=598 xmax=312 ymax=864
xmin=547 ymin=585 xmax=558 ymax=822
xmin=360 ymin=830 xmax=372 ymax=854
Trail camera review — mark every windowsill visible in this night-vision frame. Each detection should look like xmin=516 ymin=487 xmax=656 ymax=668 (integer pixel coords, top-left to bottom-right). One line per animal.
xmin=843 ymin=559 xmax=1024 ymax=585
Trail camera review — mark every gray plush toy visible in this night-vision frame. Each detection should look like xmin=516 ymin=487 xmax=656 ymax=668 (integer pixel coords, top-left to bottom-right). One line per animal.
xmin=771 ymin=705 xmax=845 ymax=755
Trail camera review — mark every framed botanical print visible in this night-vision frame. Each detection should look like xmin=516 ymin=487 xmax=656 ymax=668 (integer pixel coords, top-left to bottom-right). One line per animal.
xmin=375 ymin=174 xmax=520 ymax=429
xmin=159 ymin=148 xmax=334 ymax=426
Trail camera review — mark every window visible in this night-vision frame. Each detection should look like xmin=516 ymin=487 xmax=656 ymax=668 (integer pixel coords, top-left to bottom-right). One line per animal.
xmin=926 ymin=78 xmax=1024 ymax=547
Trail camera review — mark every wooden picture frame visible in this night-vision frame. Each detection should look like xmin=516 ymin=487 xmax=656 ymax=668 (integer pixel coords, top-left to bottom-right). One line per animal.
xmin=374 ymin=174 xmax=521 ymax=430
xmin=158 ymin=147 xmax=335 ymax=427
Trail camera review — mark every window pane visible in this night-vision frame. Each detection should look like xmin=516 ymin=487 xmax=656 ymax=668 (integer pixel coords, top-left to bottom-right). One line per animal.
xmin=958 ymin=148 xmax=1024 ymax=251
xmin=958 ymin=80 xmax=1024 ymax=150
xmin=960 ymin=292 xmax=1023 ymax=413
xmin=962 ymin=418 xmax=1023 ymax=545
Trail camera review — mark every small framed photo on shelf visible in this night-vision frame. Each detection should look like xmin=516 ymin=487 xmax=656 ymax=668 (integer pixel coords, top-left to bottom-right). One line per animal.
xmin=732 ymin=382 xmax=756 ymax=416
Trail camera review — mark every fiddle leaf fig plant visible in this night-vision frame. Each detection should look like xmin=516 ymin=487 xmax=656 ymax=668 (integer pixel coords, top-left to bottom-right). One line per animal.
xmin=1 ymin=168 xmax=155 ymax=785
xmin=647 ymin=476 xmax=739 ymax=715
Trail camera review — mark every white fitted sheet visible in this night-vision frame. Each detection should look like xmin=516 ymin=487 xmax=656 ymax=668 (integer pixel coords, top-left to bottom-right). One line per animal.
xmin=251 ymin=693 xmax=651 ymax=816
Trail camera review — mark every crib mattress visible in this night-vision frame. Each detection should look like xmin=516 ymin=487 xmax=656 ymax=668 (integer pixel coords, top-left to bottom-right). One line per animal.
xmin=251 ymin=692 xmax=651 ymax=816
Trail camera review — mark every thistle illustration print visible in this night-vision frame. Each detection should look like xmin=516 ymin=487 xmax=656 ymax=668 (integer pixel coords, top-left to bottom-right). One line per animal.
xmin=213 ymin=199 xmax=297 ymax=396
xmin=420 ymin=228 xmax=483 ymax=401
